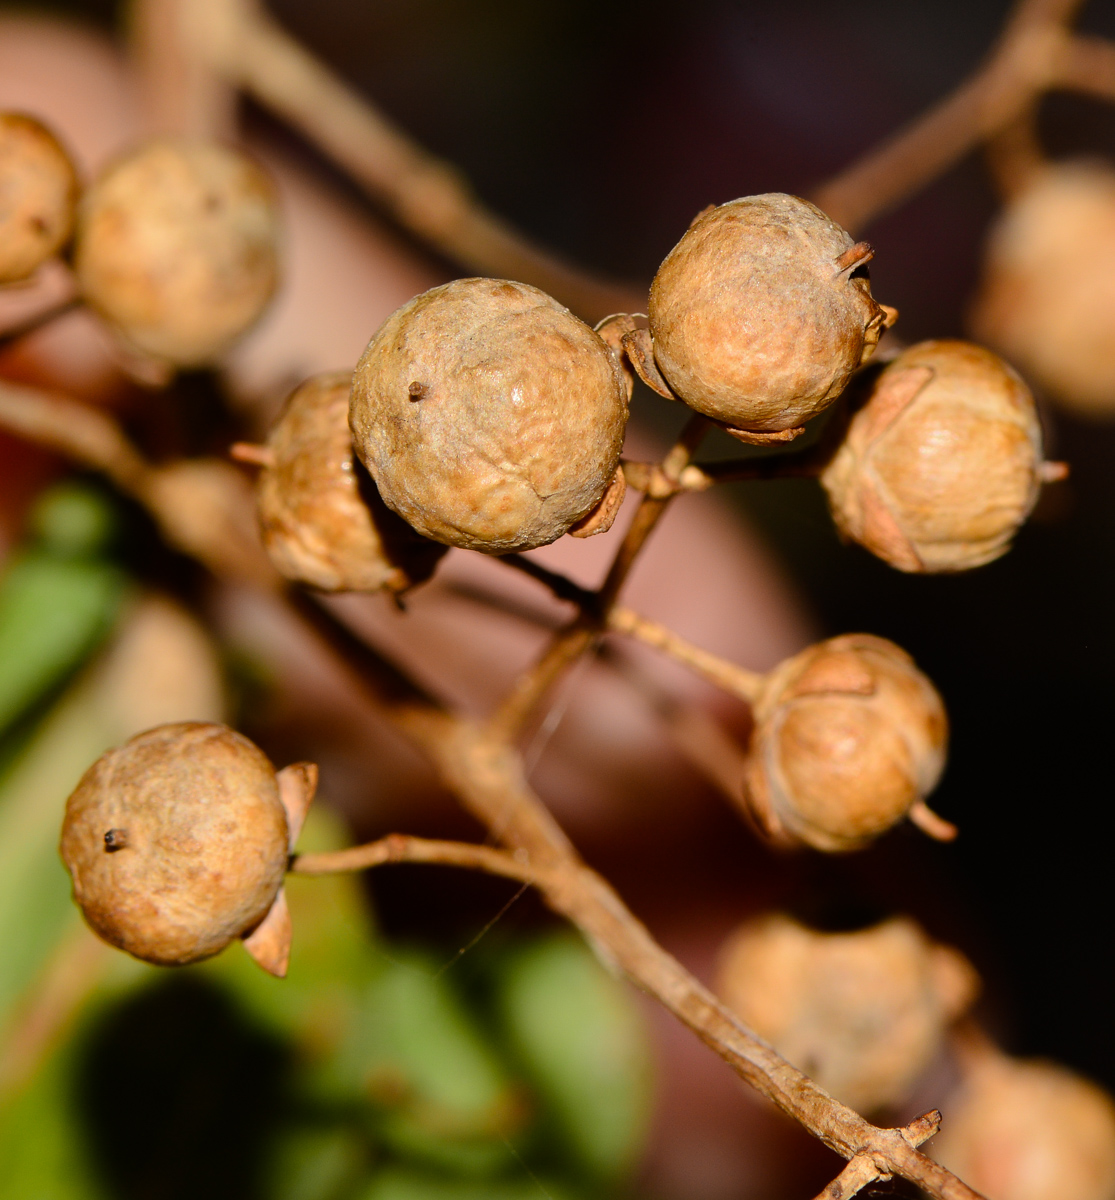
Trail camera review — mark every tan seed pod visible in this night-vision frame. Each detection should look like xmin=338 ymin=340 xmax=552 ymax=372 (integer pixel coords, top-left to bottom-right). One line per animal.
xmin=971 ymin=160 xmax=1115 ymax=418
xmin=745 ymin=634 xmax=948 ymax=852
xmin=716 ymin=914 xmax=978 ymax=1112
xmin=821 ymin=339 xmax=1055 ymax=573
xmin=74 ymin=138 xmax=280 ymax=366
xmin=932 ymin=1050 xmax=1115 ymax=1200
xmin=256 ymin=371 xmax=447 ymax=592
xmin=60 ymin=722 xmax=316 ymax=976
xmin=645 ymin=194 xmax=895 ymax=435
xmin=350 ymin=277 xmax=630 ymax=554
xmin=0 ymin=111 xmax=79 ymax=283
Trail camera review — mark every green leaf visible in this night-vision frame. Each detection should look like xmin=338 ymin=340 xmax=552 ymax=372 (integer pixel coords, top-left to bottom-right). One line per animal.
xmin=494 ymin=933 xmax=652 ymax=1180
xmin=0 ymin=552 xmax=125 ymax=740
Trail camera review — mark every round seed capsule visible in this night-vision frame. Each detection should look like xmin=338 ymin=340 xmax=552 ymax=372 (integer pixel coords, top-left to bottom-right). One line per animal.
xmin=350 ymin=278 xmax=629 ymax=554
xmin=0 ymin=111 xmax=79 ymax=283
xmin=821 ymin=339 xmax=1050 ymax=573
xmin=60 ymin=722 xmax=289 ymax=967
xmin=74 ymin=138 xmax=280 ymax=366
xmin=647 ymin=194 xmax=895 ymax=434
xmin=717 ymin=914 xmax=977 ymax=1112
xmin=257 ymin=371 xmax=446 ymax=592
xmin=745 ymin=634 xmax=948 ymax=852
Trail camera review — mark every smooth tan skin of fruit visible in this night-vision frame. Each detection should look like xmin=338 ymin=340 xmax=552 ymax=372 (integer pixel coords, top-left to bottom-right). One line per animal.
xmin=972 ymin=161 xmax=1115 ymax=418
xmin=74 ymin=138 xmax=280 ymax=366
xmin=0 ymin=111 xmax=78 ymax=283
xmin=350 ymin=277 xmax=629 ymax=554
xmin=717 ymin=915 xmax=977 ymax=1113
xmin=647 ymin=194 xmax=891 ymax=432
xmin=933 ymin=1053 xmax=1115 ymax=1200
xmin=258 ymin=371 xmax=446 ymax=592
xmin=822 ymin=339 xmax=1043 ymax=572
xmin=745 ymin=634 xmax=947 ymax=851
xmin=60 ymin=722 xmax=289 ymax=967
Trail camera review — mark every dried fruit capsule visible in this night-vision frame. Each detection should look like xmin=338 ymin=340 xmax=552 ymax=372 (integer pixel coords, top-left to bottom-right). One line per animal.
xmin=971 ymin=161 xmax=1115 ymax=418
xmin=645 ymin=194 xmax=895 ymax=435
xmin=60 ymin=722 xmax=314 ymax=974
xmin=821 ymin=340 xmax=1055 ymax=573
xmin=350 ymin=278 xmax=629 ymax=554
xmin=933 ymin=1050 xmax=1115 ymax=1200
xmin=0 ymin=111 xmax=79 ymax=283
xmin=716 ymin=914 xmax=977 ymax=1112
xmin=745 ymin=634 xmax=948 ymax=852
xmin=74 ymin=138 xmax=280 ymax=366
xmin=256 ymin=371 xmax=446 ymax=592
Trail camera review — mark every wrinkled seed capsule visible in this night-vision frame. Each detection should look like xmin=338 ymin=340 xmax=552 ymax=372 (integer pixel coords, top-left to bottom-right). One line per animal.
xmin=0 ymin=111 xmax=79 ymax=284
xmin=60 ymin=722 xmax=289 ymax=967
xmin=647 ymin=194 xmax=895 ymax=433
xmin=933 ymin=1052 xmax=1115 ymax=1200
xmin=716 ymin=914 xmax=978 ymax=1112
xmin=821 ymin=339 xmax=1048 ymax=572
xmin=971 ymin=160 xmax=1115 ymax=418
xmin=745 ymin=634 xmax=948 ymax=852
xmin=74 ymin=138 xmax=280 ymax=366
xmin=350 ymin=278 xmax=630 ymax=554
xmin=257 ymin=371 xmax=447 ymax=592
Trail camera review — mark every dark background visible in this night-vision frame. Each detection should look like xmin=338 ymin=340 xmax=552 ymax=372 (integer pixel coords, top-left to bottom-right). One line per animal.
xmin=30 ymin=0 xmax=1115 ymax=1117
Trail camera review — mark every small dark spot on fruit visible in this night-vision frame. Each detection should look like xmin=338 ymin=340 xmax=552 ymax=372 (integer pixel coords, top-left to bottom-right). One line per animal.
xmin=104 ymin=828 xmax=129 ymax=852
xmin=408 ymin=381 xmax=427 ymax=400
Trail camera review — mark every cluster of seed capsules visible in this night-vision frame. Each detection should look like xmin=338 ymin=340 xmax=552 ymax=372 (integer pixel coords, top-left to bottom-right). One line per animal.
xmin=4 ymin=112 xmax=1099 ymax=1193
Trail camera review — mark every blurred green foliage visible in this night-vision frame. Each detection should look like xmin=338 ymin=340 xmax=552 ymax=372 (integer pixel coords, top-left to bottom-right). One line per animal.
xmin=0 ymin=486 xmax=654 ymax=1199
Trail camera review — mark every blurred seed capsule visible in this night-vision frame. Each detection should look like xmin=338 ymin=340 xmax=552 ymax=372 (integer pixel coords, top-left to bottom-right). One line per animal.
xmin=716 ymin=913 xmax=978 ymax=1113
xmin=645 ymin=194 xmax=896 ymax=437
xmin=745 ymin=633 xmax=949 ymax=852
xmin=350 ymin=277 xmax=629 ymax=554
xmin=821 ymin=339 xmax=1058 ymax=573
xmin=74 ymin=138 xmax=280 ymax=366
xmin=971 ymin=160 xmax=1115 ymax=418
xmin=256 ymin=371 xmax=446 ymax=592
xmin=0 ymin=111 xmax=79 ymax=284
xmin=933 ymin=1048 xmax=1115 ymax=1200
xmin=60 ymin=722 xmax=315 ymax=975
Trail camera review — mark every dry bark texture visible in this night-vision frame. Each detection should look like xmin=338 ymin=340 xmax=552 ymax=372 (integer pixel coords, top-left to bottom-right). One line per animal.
xmin=350 ymin=277 xmax=629 ymax=554
xmin=647 ymin=194 xmax=893 ymax=432
xmin=257 ymin=370 xmax=446 ymax=592
xmin=822 ymin=340 xmax=1044 ymax=572
xmin=74 ymin=137 xmax=280 ymax=365
xmin=971 ymin=160 xmax=1115 ymax=417
xmin=0 ymin=111 xmax=78 ymax=283
xmin=744 ymin=634 xmax=947 ymax=851
xmin=933 ymin=1052 xmax=1115 ymax=1200
xmin=716 ymin=915 xmax=978 ymax=1113
xmin=60 ymin=722 xmax=288 ymax=966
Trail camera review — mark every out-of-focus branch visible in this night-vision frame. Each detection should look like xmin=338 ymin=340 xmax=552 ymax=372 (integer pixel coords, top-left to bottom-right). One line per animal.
xmin=178 ymin=0 xmax=642 ymax=323
xmin=811 ymin=0 xmax=1086 ymax=232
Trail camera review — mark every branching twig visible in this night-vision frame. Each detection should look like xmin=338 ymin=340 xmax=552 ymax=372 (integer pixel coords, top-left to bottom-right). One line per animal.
xmin=811 ymin=0 xmax=1085 ymax=232
xmin=0 ymin=380 xmax=985 ymax=1199
xmin=291 ymin=831 xmax=543 ymax=883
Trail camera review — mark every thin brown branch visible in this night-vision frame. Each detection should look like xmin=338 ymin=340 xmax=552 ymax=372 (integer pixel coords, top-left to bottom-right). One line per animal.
xmin=291 ymin=831 xmax=542 ymax=883
xmin=186 ymin=0 xmax=641 ymax=322
xmin=608 ymin=606 xmax=766 ymax=702
xmin=810 ymin=0 xmax=1084 ymax=232
xmin=130 ymin=0 xmax=238 ymax=138
xmin=813 ymin=1110 xmax=943 ymax=1200
xmin=1057 ymin=33 xmax=1115 ymax=102
xmin=488 ymin=416 xmax=710 ymax=741
xmin=0 ymin=381 xmax=986 ymax=1199
xmin=495 ymin=553 xmax=595 ymax=609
